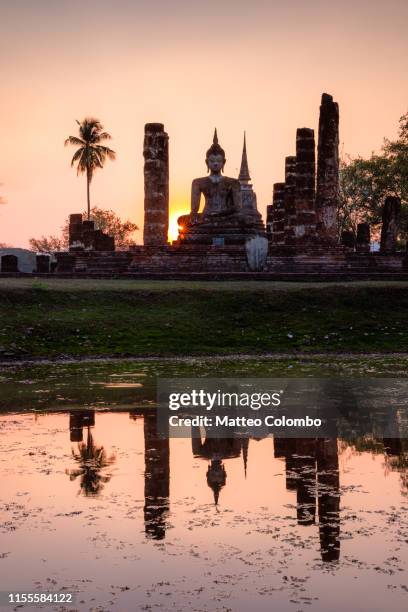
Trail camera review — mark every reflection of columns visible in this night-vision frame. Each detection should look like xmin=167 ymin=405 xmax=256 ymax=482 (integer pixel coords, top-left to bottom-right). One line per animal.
xmin=275 ymin=438 xmax=316 ymax=525
xmin=69 ymin=410 xmax=95 ymax=442
xmin=294 ymin=440 xmax=316 ymax=526
xmin=144 ymin=412 xmax=170 ymax=540
xmin=317 ymin=438 xmax=340 ymax=562
xmin=275 ymin=437 xmax=340 ymax=561
xmin=383 ymin=438 xmax=402 ymax=456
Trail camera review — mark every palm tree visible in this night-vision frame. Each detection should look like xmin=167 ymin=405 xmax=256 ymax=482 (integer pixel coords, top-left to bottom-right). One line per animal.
xmin=65 ymin=118 xmax=116 ymax=220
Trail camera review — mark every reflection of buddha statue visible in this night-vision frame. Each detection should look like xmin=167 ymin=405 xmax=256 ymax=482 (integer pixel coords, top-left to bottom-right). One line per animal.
xmin=207 ymin=459 xmax=226 ymax=506
xmin=177 ymin=129 xmax=265 ymax=245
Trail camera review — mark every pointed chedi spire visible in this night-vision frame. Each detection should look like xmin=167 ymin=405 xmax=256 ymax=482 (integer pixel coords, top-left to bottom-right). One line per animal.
xmin=238 ymin=131 xmax=251 ymax=184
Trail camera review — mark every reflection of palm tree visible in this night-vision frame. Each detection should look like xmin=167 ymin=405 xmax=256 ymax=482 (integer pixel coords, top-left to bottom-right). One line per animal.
xmin=66 ymin=427 xmax=115 ymax=496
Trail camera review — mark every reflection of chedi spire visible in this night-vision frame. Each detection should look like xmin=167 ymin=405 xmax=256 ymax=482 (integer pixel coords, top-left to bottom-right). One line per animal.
xmin=242 ymin=437 xmax=249 ymax=478
xmin=238 ymin=132 xmax=251 ymax=184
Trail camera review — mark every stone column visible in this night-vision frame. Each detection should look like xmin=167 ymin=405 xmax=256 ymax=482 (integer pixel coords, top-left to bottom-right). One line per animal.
xmin=284 ymin=156 xmax=296 ymax=245
xmin=356 ymin=223 xmax=371 ymax=253
xmin=266 ymin=204 xmax=274 ymax=242
xmin=295 ymin=128 xmax=316 ymax=243
xmin=380 ymin=196 xmax=401 ymax=254
xmin=143 ymin=123 xmax=169 ymax=246
xmin=316 ymin=93 xmax=339 ymax=243
xmin=272 ymin=182 xmax=286 ymax=245
xmin=68 ymin=214 xmax=84 ymax=250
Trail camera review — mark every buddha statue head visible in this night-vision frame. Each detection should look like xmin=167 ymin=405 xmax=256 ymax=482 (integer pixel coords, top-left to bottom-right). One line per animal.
xmin=205 ymin=128 xmax=226 ymax=174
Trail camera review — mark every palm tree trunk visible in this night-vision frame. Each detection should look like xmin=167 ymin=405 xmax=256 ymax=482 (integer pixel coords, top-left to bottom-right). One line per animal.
xmin=86 ymin=166 xmax=91 ymax=220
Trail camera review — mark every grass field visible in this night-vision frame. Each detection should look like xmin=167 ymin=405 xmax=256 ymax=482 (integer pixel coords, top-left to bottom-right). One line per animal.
xmin=1 ymin=278 xmax=408 ymax=359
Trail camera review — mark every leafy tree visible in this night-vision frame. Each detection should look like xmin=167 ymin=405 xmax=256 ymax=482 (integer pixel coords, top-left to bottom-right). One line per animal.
xmin=73 ymin=207 xmax=138 ymax=249
xmin=65 ymin=118 xmax=116 ymax=220
xmin=339 ymin=112 xmax=408 ymax=241
xmin=29 ymin=206 xmax=138 ymax=252
xmin=28 ymin=235 xmax=65 ymax=253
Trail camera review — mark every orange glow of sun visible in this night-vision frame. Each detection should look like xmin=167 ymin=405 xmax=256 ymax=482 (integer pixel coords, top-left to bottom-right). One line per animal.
xmin=168 ymin=205 xmax=189 ymax=242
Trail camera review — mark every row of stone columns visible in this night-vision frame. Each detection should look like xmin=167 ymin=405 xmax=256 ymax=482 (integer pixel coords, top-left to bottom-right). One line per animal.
xmin=269 ymin=93 xmax=339 ymax=248
xmin=142 ymin=111 xmax=402 ymax=254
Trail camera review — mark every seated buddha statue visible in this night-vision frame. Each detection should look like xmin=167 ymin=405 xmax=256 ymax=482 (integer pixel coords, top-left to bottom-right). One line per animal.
xmin=177 ymin=129 xmax=265 ymax=245
xmin=191 ymin=128 xmax=241 ymax=221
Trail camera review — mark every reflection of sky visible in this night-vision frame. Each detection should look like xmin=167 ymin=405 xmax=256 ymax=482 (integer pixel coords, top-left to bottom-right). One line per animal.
xmin=0 ymin=411 xmax=407 ymax=610
xmin=0 ymin=1 xmax=407 ymax=244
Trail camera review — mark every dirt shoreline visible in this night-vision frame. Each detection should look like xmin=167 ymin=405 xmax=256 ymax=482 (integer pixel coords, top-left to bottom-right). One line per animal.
xmin=1 ymin=350 xmax=408 ymax=367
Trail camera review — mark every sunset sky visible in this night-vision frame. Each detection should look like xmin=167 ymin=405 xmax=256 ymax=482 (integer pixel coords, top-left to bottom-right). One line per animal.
xmin=1 ymin=0 xmax=407 ymax=246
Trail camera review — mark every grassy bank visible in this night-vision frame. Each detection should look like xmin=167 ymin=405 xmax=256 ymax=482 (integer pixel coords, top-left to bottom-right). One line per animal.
xmin=1 ymin=278 xmax=408 ymax=359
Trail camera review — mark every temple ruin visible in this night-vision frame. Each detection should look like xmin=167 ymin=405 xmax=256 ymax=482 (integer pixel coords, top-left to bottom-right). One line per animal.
xmin=2 ymin=92 xmax=406 ymax=279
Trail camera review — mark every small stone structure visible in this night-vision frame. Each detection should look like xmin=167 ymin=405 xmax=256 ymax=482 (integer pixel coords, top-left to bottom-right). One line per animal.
xmin=356 ymin=223 xmax=371 ymax=253
xmin=380 ymin=196 xmax=401 ymax=254
xmin=68 ymin=214 xmax=114 ymax=251
xmin=36 ymin=254 xmax=51 ymax=273
xmin=0 ymin=248 xmax=37 ymax=273
xmin=246 ymin=235 xmax=268 ymax=271
xmin=1 ymin=254 xmax=18 ymax=273
xmin=143 ymin=123 xmax=169 ymax=246
xmin=341 ymin=231 xmax=355 ymax=250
